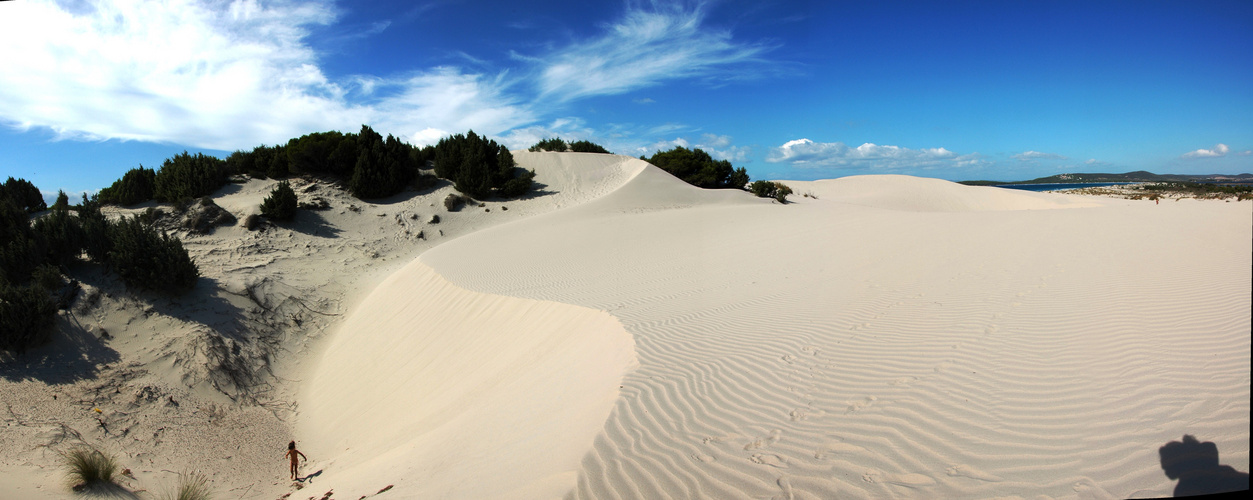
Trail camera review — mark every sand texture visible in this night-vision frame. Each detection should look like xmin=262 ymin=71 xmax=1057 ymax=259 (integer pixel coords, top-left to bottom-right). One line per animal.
xmin=2 ymin=152 xmax=1249 ymax=499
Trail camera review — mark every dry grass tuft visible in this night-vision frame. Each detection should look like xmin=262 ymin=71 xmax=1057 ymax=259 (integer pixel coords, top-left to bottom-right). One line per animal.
xmin=164 ymin=470 xmax=212 ymax=500
xmin=62 ymin=446 xmax=118 ymax=489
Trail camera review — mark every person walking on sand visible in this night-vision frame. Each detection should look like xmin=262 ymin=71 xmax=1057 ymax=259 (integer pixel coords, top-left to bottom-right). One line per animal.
xmin=285 ymin=441 xmax=307 ymax=480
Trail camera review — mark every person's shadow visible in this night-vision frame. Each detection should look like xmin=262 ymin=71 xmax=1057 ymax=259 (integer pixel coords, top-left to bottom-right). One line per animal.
xmin=1159 ymin=435 xmax=1249 ymax=497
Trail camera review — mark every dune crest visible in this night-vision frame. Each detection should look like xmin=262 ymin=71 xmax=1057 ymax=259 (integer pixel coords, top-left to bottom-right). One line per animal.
xmin=299 ymin=259 xmax=635 ymax=499
xmin=781 ymin=174 xmax=1104 ymax=211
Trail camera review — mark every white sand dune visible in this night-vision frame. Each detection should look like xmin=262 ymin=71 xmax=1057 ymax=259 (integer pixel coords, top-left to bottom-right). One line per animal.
xmin=410 ymin=156 xmax=1249 ymax=499
xmin=782 ymin=175 xmax=1103 ymax=212
xmin=3 ymin=151 xmax=1247 ymax=499
xmin=300 ymin=260 xmax=635 ymax=499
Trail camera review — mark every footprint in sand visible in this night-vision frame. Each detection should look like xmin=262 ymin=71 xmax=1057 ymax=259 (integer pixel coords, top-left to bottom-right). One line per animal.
xmin=691 ymin=452 xmax=716 ymax=463
xmin=814 ymin=441 xmax=865 ymax=460
xmin=781 ymin=354 xmax=798 ymax=364
xmin=889 ymin=376 xmax=919 ymax=386
xmin=750 ymin=453 xmax=789 ymax=468
xmin=845 ymin=396 xmax=877 ymax=414
xmin=772 ymin=476 xmax=795 ymax=500
xmin=862 ymin=469 xmax=936 ymax=488
xmin=744 ymin=429 xmax=782 ymax=451
xmin=702 ymin=433 xmax=738 ymax=445
xmin=945 ymin=464 xmax=1003 ymax=482
xmin=801 ymin=346 xmax=820 ymax=356
xmin=789 ymin=407 xmax=825 ymax=421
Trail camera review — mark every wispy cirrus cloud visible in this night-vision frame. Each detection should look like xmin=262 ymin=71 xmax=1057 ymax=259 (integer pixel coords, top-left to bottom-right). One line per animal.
xmin=0 ymin=0 xmax=776 ymax=153
xmin=1180 ymin=143 xmax=1230 ymax=159
xmin=528 ymin=3 xmax=777 ymax=101
xmin=1012 ymin=150 xmax=1068 ymax=161
xmin=634 ymin=133 xmax=750 ymax=162
xmin=766 ymin=139 xmax=960 ymax=170
xmin=0 ymin=0 xmax=532 ymax=150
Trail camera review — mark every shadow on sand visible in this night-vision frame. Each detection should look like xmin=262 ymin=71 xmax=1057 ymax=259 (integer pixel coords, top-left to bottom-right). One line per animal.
xmin=1159 ymin=434 xmax=1250 ymax=497
xmin=74 ymin=481 xmax=141 ymax=499
xmin=285 ymin=209 xmax=341 ymax=238
xmin=0 ymin=311 xmax=120 ymax=385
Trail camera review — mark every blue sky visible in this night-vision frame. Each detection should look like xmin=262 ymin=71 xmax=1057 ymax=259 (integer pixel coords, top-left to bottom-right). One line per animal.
xmin=1 ymin=0 xmax=1251 ymax=201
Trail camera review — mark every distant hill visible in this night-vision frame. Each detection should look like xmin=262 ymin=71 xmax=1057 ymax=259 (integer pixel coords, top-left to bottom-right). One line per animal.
xmin=959 ymin=171 xmax=1253 ymax=186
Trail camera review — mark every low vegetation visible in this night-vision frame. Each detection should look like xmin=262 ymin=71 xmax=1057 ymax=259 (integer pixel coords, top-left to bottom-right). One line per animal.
xmin=0 ymin=177 xmax=46 ymax=213
xmin=154 ymin=152 xmax=229 ymax=203
xmin=435 ymin=131 xmax=533 ymax=199
xmin=750 ymin=180 xmax=793 ymax=203
xmin=62 ymin=446 xmax=120 ymax=489
xmin=107 ymin=216 xmax=200 ymax=293
xmin=528 ymin=137 xmax=613 ymax=154
xmin=1136 ymin=181 xmax=1253 ymax=200
xmin=164 ymin=470 xmax=211 ymax=500
xmin=260 ymin=181 xmax=298 ymax=221
xmin=640 ymin=146 xmax=749 ymax=190
xmin=1 ymin=179 xmax=200 ymax=353
xmin=529 ymin=137 xmax=568 ymax=152
xmin=97 ymin=166 xmax=156 ymax=206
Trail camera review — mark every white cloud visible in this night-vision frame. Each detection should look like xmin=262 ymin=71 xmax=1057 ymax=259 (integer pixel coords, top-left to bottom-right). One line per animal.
xmin=498 ymin=117 xmax=599 ymax=150
xmin=368 ymin=68 xmax=533 ymax=144
xmin=530 ymin=3 xmax=774 ymax=101
xmin=628 ymin=134 xmax=750 ymax=163
xmin=1013 ymin=151 xmax=1068 ymax=161
xmin=766 ymin=139 xmax=959 ymax=169
xmin=697 ymin=134 xmax=750 ymax=162
xmin=954 ymin=153 xmax=990 ymax=168
xmin=0 ymin=0 xmax=779 ymax=155
xmin=1238 ymin=150 xmax=1252 ymax=156
xmin=1181 ymin=143 xmax=1230 ymax=159
xmin=0 ymin=0 xmax=529 ymax=151
xmin=639 ymin=137 xmax=691 ymax=155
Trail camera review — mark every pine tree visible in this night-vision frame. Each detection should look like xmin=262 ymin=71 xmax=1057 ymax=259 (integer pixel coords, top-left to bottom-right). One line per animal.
xmin=260 ymin=181 xmax=298 ymax=221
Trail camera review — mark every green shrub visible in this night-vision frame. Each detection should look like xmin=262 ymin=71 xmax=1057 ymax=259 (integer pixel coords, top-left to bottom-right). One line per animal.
xmin=107 ymin=216 xmax=199 ymax=293
xmin=1 ymin=177 xmax=47 ymax=213
xmin=51 ymin=190 xmax=70 ymax=212
xmin=62 ymin=446 xmax=119 ymax=488
xmin=529 ymin=137 xmax=568 ymax=152
xmin=499 ymin=169 xmax=536 ymax=198
xmin=260 ymin=181 xmax=297 ymax=221
xmin=0 ymin=282 xmax=57 ymax=353
xmin=772 ymin=182 xmax=793 ymax=203
xmin=32 ymin=207 xmax=85 ymax=266
xmin=569 ymin=140 xmax=611 ymax=154
xmin=349 ymin=126 xmax=418 ymax=199
xmin=642 ymin=147 xmax=748 ymax=189
xmin=77 ymin=194 xmax=112 ymax=263
xmin=750 ymin=180 xmax=792 ymax=203
xmin=98 ymin=166 xmax=156 ymax=206
xmin=0 ymin=197 xmax=42 ymax=285
xmin=434 ymin=131 xmax=528 ymax=199
xmin=154 ymin=152 xmax=228 ymax=202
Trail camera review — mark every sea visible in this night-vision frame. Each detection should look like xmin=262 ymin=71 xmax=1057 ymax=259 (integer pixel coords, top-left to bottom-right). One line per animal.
xmin=994 ymin=182 xmax=1135 ymax=192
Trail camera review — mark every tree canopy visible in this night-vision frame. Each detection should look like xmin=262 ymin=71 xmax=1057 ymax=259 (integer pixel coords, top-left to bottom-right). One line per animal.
xmin=528 ymin=137 xmax=612 ymax=154
xmin=641 ymin=146 xmax=749 ymax=190
xmin=434 ymin=131 xmax=531 ymax=199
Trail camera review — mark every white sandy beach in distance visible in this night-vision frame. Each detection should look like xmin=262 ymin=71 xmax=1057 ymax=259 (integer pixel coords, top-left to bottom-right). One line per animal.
xmin=3 ymin=152 xmax=1249 ymax=499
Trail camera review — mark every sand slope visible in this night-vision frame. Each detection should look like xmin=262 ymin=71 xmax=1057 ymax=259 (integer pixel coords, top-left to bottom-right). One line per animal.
xmin=0 ymin=152 xmax=643 ymax=498
xmin=4 ymin=151 xmax=1247 ymax=499
xmin=418 ymin=164 xmax=1249 ymax=499
xmin=300 ymin=260 xmax=635 ymax=499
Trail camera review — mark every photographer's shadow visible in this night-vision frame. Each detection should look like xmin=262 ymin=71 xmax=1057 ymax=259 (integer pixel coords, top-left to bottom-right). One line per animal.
xmin=1159 ymin=435 xmax=1248 ymax=497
